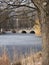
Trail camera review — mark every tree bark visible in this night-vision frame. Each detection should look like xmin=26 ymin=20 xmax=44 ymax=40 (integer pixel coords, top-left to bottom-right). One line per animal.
xmin=31 ymin=0 xmax=49 ymax=65
xmin=41 ymin=3 xmax=49 ymax=65
xmin=42 ymin=16 xmax=49 ymax=65
xmin=36 ymin=3 xmax=49 ymax=65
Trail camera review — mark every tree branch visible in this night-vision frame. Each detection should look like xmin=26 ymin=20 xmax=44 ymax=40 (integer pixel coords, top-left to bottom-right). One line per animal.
xmin=31 ymin=0 xmax=39 ymax=10
xmin=8 ymin=4 xmax=37 ymax=10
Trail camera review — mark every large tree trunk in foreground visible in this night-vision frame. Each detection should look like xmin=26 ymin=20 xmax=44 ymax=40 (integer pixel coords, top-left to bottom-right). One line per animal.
xmin=37 ymin=8 xmax=49 ymax=65
xmin=31 ymin=0 xmax=49 ymax=65
xmin=42 ymin=16 xmax=49 ymax=65
xmin=42 ymin=2 xmax=49 ymax=65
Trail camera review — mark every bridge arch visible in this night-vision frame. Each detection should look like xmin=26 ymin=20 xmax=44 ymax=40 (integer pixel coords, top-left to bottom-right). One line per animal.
xmin=21 ymin=30 xmax=27 ymax=33
xmin=30 ymin=30 xmax=35 ymax=34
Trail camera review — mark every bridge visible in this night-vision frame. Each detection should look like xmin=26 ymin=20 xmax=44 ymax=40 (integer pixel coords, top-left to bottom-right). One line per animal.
xmin=11 ymin=28 xmax=35 ymax=34
xmin=0 ymin=27 xmax=41 ymax=36
xmin=0 ymin=28 xmax=35 ymax=34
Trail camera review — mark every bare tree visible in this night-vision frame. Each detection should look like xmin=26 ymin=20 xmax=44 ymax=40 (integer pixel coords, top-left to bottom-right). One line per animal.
xmin=31 ymin=0 xmax=49 ymax=65
xmin=0 ymin=0 xmax=36 ymax=31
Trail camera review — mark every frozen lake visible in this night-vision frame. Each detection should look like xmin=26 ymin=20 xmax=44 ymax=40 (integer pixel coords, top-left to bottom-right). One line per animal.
xmin=0 ymin=34 xmax=42 ymax=45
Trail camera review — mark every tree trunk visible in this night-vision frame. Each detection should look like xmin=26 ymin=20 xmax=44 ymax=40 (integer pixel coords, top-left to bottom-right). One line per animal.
xmin=31 ymin=0 xmax=49 ymax=65
xmin=42 ymin=17 xmax=49 ymax=65
xmin=37 ymin=2 xmax=49 ymax=65
xmin=37 ymin=1 xmax=49 ymax=65
xmin=42 ymin=3 xmax=49 ymax=65
xmin=33 ymin=6 xmax=49 ymax=65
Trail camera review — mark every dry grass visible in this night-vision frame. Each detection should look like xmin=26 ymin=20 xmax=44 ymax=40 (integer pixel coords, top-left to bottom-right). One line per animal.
xmin=21 ymin=51 xmax=42 ymax=65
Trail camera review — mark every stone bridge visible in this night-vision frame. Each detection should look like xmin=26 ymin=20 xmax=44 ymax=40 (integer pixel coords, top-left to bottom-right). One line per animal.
xmin=0 ymin=28 xmax=41 ymax=36
xmin=11 ymin=28 xmax=35 ymax=34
